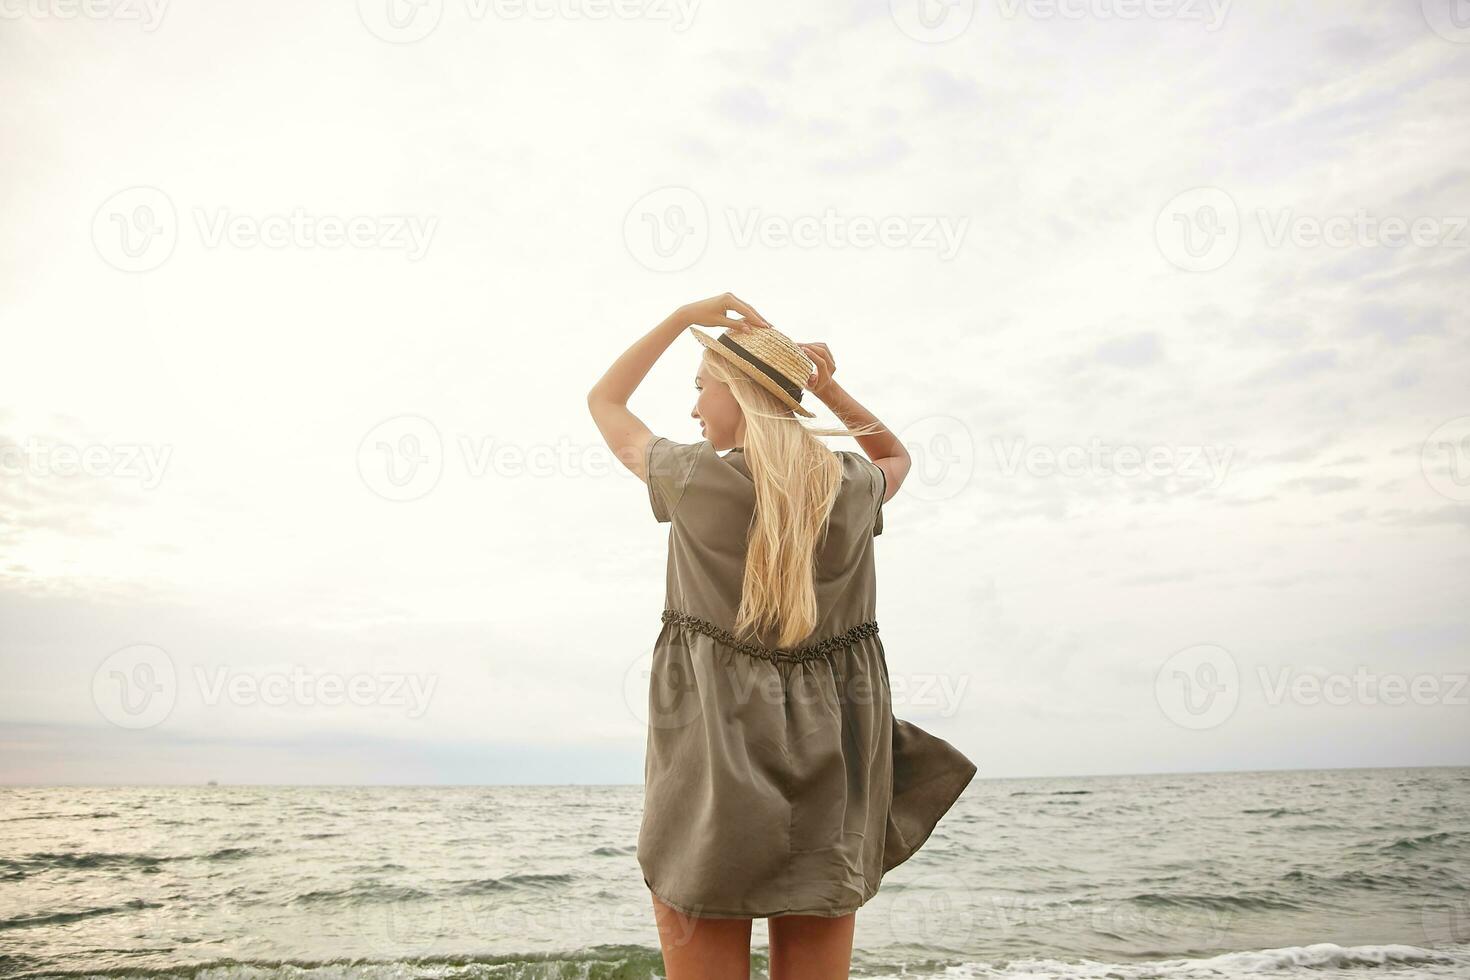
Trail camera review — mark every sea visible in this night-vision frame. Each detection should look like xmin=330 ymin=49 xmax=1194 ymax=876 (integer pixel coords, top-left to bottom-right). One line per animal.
xmin=2 ymin=767 xmax=1467 ymax=979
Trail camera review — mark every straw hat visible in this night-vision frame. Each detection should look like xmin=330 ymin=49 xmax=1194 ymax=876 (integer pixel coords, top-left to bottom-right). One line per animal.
xmin=688 ymin=324 xmax=818 ymax=418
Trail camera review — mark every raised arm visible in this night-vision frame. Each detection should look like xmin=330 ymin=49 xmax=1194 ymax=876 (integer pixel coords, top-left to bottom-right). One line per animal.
xmin=586 ymin=293 xmax=773 ymax=483
xmin=801 ymin=343 xmax=909 ymax=503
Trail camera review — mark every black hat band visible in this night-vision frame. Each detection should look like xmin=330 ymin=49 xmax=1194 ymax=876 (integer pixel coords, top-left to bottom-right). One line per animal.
xmin=717 ymin=333 xmax=804 ymax=404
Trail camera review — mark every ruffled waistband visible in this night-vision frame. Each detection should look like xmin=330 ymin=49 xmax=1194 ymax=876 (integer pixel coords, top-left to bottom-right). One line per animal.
xmin=660 ymin=608 xmax=879 ymax=665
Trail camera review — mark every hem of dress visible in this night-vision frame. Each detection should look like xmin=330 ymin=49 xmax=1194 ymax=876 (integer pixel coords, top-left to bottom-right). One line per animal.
xmin=882 ymin=757 xmax=979 ymax=873
xmin=643 ymin=874 xmax=878 ymax=920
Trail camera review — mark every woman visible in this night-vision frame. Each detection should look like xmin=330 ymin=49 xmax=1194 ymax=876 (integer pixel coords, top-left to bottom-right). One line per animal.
xmin=587 ymin=293 xmax=977 ymax=980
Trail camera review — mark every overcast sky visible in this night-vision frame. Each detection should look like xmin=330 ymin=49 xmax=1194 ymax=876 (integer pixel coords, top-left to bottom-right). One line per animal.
xmin=2 ymin=0 xmax=1467 ymax=784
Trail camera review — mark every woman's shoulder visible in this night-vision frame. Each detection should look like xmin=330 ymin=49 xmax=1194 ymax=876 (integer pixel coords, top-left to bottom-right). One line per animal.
xmin=835 ymin=448 xmax=882 ymax=481
xmin=834 ymin=450 xmax=886 ymax=536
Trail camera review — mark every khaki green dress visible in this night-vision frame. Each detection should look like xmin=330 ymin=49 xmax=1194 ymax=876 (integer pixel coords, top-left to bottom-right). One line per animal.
xmin=637 ymin=437 xmax=978 ymax=919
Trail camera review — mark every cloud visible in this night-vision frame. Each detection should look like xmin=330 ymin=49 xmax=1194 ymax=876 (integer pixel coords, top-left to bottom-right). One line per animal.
xmin=1094 ymin=332 xmax=1163 ymax=369
xmin=919 ymin=68 xmax=982 ymax=110
xmin=813 ymin=134 xmax=910 ymax=175
xmin=1341 ymin=303 xmax=1447 ymax=345
xmin=1244 ymin=349 xmax=1341 ymax=387
xmin=1279 ymin=475 xmax=1361 ymax=495
xmin=1376 ymin=505 xmax=1470 ymax=529
xmin=711 ymin=86 xmax=781 ymax=127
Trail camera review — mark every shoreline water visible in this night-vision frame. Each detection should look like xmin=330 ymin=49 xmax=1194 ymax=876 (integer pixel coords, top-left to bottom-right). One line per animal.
xmin=3 ymin=768 xmax=1467 ymax=978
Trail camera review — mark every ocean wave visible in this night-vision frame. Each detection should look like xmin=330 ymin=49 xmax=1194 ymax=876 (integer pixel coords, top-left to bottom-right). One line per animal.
xmin=0 ymin=810 xmax=118 ymax=822
xmin=0 ymin=899 xmax=162 ymax=932
xmin=1 ymin=944 xmax=667 ymax=980
xmin=1382 ymin=831 xmax=1466 ymax=852
xmin=883 ymin=942 xmax=1470 ymax=979
xmin=1011 ymin=790 xmax=1094 ymax=797
xmin=0 ymin=851 xmax=169 ymax=878
xmin=7 ymin=942 xmax=1467 ymax=980
xmin=1129 ymin=891 xmax=1304 ymax=911
xmin=290 ymin=880 xmax=434 ymax=906
xmin=0 ymin=846 xmax=258 ymax=879
xmin=451 ymin=872 xmax=574 ymax=894
xmin=1281 ymin=868 xmax=1469 ymax=892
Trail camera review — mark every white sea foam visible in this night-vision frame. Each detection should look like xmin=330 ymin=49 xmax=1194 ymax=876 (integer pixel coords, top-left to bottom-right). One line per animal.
xmin=864 ymin=942 xmax=1470 ymax=980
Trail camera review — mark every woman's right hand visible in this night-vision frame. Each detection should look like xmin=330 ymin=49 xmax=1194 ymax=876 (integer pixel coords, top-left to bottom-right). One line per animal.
xmin=677 ymin=293 xmax=774 ymax=334
xmin=799 ymin=342 xmax=837 ymax=398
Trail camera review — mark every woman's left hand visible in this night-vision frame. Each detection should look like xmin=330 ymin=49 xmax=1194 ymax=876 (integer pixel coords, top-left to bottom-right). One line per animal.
xmin=677 ymin=292 xmax=774 ymax=333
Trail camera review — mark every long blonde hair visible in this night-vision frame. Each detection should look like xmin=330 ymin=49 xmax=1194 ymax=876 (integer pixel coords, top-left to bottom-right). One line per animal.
xmin=702 ymin=350 xmax=886 ymax=649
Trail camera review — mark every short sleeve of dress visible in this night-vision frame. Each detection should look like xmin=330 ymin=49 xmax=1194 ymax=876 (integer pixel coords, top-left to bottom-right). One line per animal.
xmin=645 ymin=436 xmax=704 ymax=523
xmin=870 ymin=459 xmax=886 ymax=537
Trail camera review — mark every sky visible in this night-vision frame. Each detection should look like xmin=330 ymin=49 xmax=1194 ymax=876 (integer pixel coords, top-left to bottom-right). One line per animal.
xmin=1 ymin=0 xmax=1467 ymax=784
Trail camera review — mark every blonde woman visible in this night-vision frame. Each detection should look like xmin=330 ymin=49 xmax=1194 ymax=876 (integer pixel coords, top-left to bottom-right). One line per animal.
xmin=587 ymin=293 xmax=977 ymax=980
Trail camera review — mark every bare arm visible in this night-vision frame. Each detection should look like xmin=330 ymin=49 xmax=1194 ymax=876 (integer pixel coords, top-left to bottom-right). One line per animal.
xmin=802 ymin=344 xmax=909 ymax=502
xmin=586 ymin=293 xmax=773 ymax=483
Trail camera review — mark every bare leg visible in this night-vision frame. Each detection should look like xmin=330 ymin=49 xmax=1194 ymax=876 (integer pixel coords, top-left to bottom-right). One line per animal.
xmin=651 ymin=892 xmax=753 ymax=980
xmin=767 ymin=910 xmax=856 ymax=980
